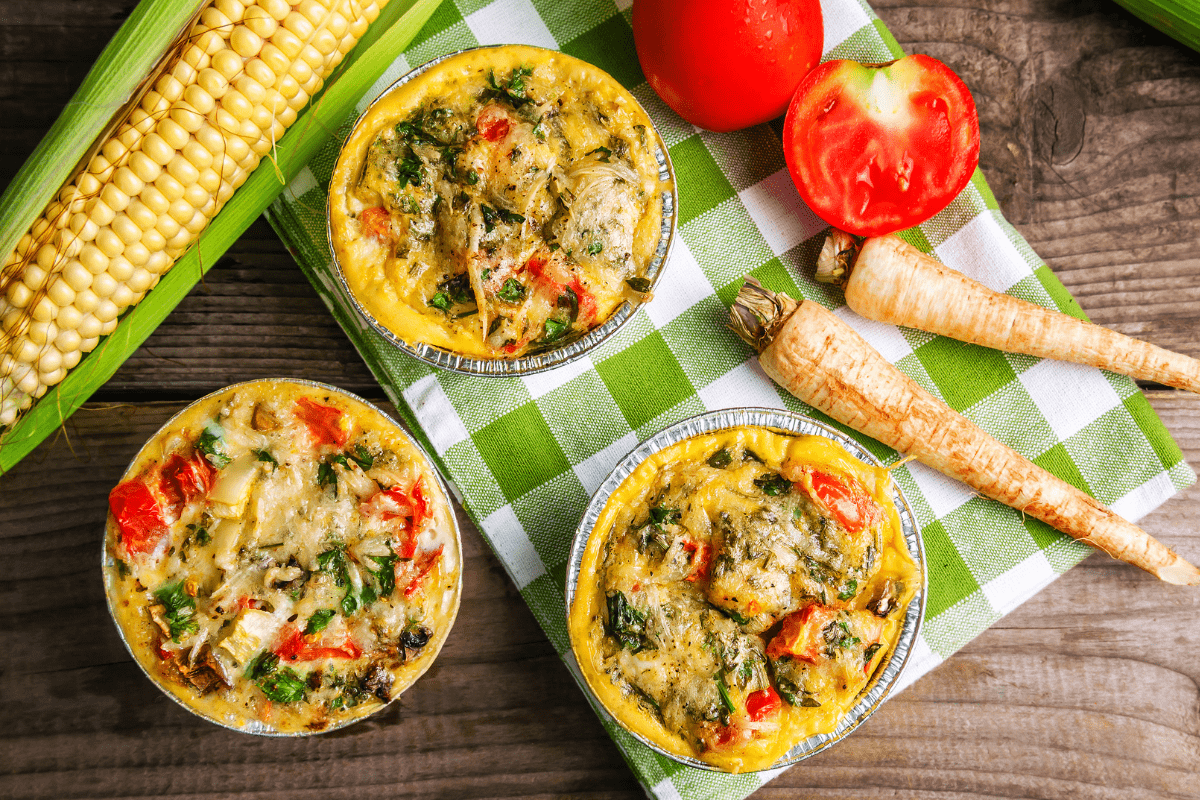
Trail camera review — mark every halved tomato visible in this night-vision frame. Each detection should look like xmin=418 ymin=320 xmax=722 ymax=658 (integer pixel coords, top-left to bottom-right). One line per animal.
xmin=783 ymin=54 xmax=980 ymax=236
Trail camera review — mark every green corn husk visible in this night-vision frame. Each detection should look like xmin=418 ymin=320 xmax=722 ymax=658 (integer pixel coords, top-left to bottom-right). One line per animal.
xmin=1111 ymin=0 xmax=1200 ymax=53
xmin=0 ymin=0 xmax=444 ymax=474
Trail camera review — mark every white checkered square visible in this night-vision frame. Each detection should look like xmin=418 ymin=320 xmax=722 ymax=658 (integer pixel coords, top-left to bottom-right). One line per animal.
xmin=521 ymin=356 xmax=594 ymax=399
xmin=908 ymin=461 xmax=975 ymax=518
xmin=981 ymin=550 xmax=1057 ymax=617
xmin=934 ymin=211 xmax=1032 ymax=293
xmin=699 ymin=359 xmax=786 ymax=411
xmin=482 ymin=504 xmax=546 ymax=589
xmin=357 ymin=54 xmax=411 ymax=114
xmin=1018 ymin=359 xmax=1121 ymax=442
xmin=402 ymin=374 xmax=470 ymax=454
xmin=834 ymin=305 xmax=914 ymax=364
xmin=820 ymin=0 xmax=872 ymax=53
xmin=574 ymin=431 xmax=639 ymax=495
xmin=738 ymin=169 xmax=825 ymax=257
xmin=466 ymin=0 xmax=558 ymax=48
xmin=1110 ymin=471 xmax=1177 ymax=523
xmin=644 ymin=240 xmax=713 ymax=329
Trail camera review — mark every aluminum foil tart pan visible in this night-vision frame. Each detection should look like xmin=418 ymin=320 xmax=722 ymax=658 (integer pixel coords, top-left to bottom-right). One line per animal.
xmin=327 ymin=45 xmax=678 ymax=377
xmin=102 ymin=378 xmax=462 ymax=735
xmin=565 ymin=407 xmax=926 ymax=771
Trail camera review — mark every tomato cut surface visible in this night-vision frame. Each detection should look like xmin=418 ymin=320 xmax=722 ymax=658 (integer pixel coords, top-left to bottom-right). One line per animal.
xmin=746 ymin=687 xmax=781 ymax=721
xmin=359 ymin=206 xmax=392 ymax=241
xmin=783 ymin=54 xmax=980 ymax=236
xmin=807 ymin=469 xmax=880 ymax=535
xmin=766 ymin=603 xmax=837 ymax=662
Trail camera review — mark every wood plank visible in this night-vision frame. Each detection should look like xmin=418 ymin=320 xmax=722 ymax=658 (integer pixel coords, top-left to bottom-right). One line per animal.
xmin=1 ymin=392 xmax=1196 ymax=798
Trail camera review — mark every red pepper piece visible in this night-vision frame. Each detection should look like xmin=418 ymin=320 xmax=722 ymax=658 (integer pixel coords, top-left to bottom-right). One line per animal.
xmin=476 ymin=105 xmax=511 ymax=142
xmin=109 ymin=479 xmax=169 ymax=556
xmin=746 ymin=687 xmax=781 ymax=721
xmin=807 ymin=469 xmax=880 ymax=535
xmin=274 ymin=626 xmax=362 ymax=662
xmin=294 ymin=397 xmax=348 ymax=447
xmin=401 ymin=545 xmax=444 ymax=598
xmin=360 ymin=206 xmax=392 ymax=241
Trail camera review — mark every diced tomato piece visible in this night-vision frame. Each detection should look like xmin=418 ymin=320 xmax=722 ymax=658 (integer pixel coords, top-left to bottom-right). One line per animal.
xmin=806 ymin=469 xmax=880 ymax=535
xmin=360 ymin=206 xmax=392 ymax=242
xmin=238 ymin=595 xmax=266 ymax=611
xmin=274 ymin=626 xmax=362 ymax=662
xmin=476 ymin=104 xmax=511 ymax=142
xmin=766 ymin=603 xmax=838 ymax=662
xmin=159 ymin=452 xmax=216 ymax=515
xmin=746 ymin=687 xmax=781 ymax=721
xmin=109 ymin=479 xmax=169 ymax=556
xmin=294 ymin=397 xmax=348 ymax=447
xmin=681 ymin=539 xmax=711 ymax=582
xmin=400 ymin=545 xmax=444 ymax=598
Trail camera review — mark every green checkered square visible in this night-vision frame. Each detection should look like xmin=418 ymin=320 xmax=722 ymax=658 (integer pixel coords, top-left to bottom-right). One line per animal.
xmin=920 ymin=592 xmax=999 ymax=660
xmin=538 ymin=370 xmax=632 ymax=465
xmin=441 ymin=372 xmax=531 ymax=432
xmin=699 ymin=127 xmax=787 ymax=192
xmin=406 ymin=20 xmax=477 ymax=67
xmin=660 ymin=297 xmax=754 ymax=391
xmin=513 ymin=470 xmax=591 ymax=569
xmin=1035 ymin=265 xmax=1089 ymax=321
xmin=634 ymin=394 xmax=706 ymax=441
xmin=409 ymin=0 xmax=465 ymax=49
xmin=680 ymin=198 xmax=774 ymax=289
xmin=521 ymin=572 xmax=570 ymax=652
xmin=894 ymin=352 xmax=946 ymax=402
xmin=561 ymin=13 xmax=644 ymax=89
xmin=1064 ymin=405 xmax=1172 ymax=505
xmin=1033 ymin=443 xmax=1092 ymax=495
xmin=942 ymin=498 xmax=1040 ymax=585
xmin=596 ymin=330 xmax=695 ymax=431
xmin=963 ymin=381 xmax=1057 ymax=459
xmin=532 ymin=0 xmax=618 ymax=45
xmin=916 ymin=338 xmax=1017 ymax=411
xmin=1123 ymin=392 xmax=1186 ymax=470
xmin=440 ymin=437 xmax=506 ymax=519
xmin=919 ymin=184 xmax=989 ymax=248
xmin=474 ymin=401 xmax=572 ymax=502
xmin=919 ymin=516 xmax=981 ymax=618
xmin=670 ymin=135 xmax=738 ymax=224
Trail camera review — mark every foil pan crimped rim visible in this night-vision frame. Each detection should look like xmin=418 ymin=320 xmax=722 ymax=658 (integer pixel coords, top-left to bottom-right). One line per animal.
xmin=101 ymin=378 xmax=463 ymax=736
xmin=564 ymin=407 xmax=927 ymax=771
xmin=327 ymin=45 xmax=678 ymax=377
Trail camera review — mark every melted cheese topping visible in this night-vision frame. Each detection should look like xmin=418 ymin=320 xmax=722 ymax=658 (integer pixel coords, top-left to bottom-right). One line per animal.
xmin=103 ymin=380 xmax=461 ymax=734
xmin=568 ymin=427 xmax=919 ymax=772
xmin=329 ymin=45 xmax=671 ymax=359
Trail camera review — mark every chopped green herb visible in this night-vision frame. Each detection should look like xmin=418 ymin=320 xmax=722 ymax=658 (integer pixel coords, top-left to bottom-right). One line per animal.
xmin=754 ymin=472 xmax=792 ymax=496
xmin=257 ymin=667 xmax=307 ymax=703
xmin=437 ymin=272 xmax=474 ymax=306
xmin=558 ymin=286 xmax=579 ymax=322
xmin=707 ymin=448 xmax=733 ymax=469
xmin=153 ymin=580 xmax=198 ymax=642
xmin=649 ymin=507 xmax=681 ymax=525
xmin=724 ymin=608 xmax=752 ymax=626
xmin=488 ymin=316 xmax=504 ymax=336
xmin=543 ymin=318 xmax=568 ymax=342
xmin=587 ymin=145 xmax=613 ymax=162
xmin=716 ymin=674 xmax=736 ymax=714
xmin=317 ymin=461 xmax=338 ymax=494
xmin=398 ymin=194 xmax=420 ymax=214
xmin=253 ymin=448 xmax=278 ymax=469
xmin=497 ymin=278 xmax=526 ymax=303
xmin=548 ymin=242 xmax=561 ymax=252
xmin=487 ymin=65 xmax=534 ymax=108
xmin=428 ymin=292 xmax=453 ymax=312
xmin=586 ymin=240 xmax=603 ymax=256
xmin=838 ymin=580 xmax=858 ymax=601
xmin=625 ymin=276 xmax=651 ymax=293
xmin=397 ymin=153 xmax=423 ymax=188
xmin=245 ymin=651 xmax=279 ymax=680
xmin=348 ymin=444 xmax=374 ymax=471
xmin=367 ymin=554 xmax=398 ymax=598
xmin=304 ymin=609 xmax=337 ymax=635
xmin=863 ymin=642 xmax=883 ymax=668
xmin=196 ymin=423 xmax=231 ymax=468
xmin=465 ymin=169 xmax=479 ymax=185
xmin=605 ymin=591 xmax=647 ymax=652
xmin=195 ymin=526 xmax=210 ymax=546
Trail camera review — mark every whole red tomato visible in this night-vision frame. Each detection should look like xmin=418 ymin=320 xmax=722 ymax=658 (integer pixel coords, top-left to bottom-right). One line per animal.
xmin=633 ymin=0 xmax=823 ymax=132
xmin=783 ymin=55 xmax=980 ymax=236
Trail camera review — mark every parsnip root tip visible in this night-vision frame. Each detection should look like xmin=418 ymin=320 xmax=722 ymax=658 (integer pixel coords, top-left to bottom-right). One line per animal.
xmin=1155 ymin=560 xmax=1200 ymax=586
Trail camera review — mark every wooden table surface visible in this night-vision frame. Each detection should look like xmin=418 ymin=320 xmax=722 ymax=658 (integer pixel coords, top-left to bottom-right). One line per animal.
xmin=2 ymin=1 xmax=1199 ymax=797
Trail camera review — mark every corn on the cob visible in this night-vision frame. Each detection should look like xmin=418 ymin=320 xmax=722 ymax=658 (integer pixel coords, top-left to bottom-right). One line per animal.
xmin=0 ymin=0 xmax=388 ymax=427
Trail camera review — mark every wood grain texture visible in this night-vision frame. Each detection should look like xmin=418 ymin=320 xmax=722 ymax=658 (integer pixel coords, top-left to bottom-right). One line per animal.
xmin=1 ymin=0 xmax=1199 ymax=797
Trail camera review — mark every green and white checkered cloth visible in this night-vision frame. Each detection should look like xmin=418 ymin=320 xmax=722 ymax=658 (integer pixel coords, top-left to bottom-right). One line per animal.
xmin=265 ymin=0 xmax=1195 ymax=795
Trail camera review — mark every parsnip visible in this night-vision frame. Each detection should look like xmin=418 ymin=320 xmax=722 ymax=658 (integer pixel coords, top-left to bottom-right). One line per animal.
xmin=730 ymin=277 xmax=1199 ymax=585
xmin=817 ymin=231 xmax=1200 ymax=393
